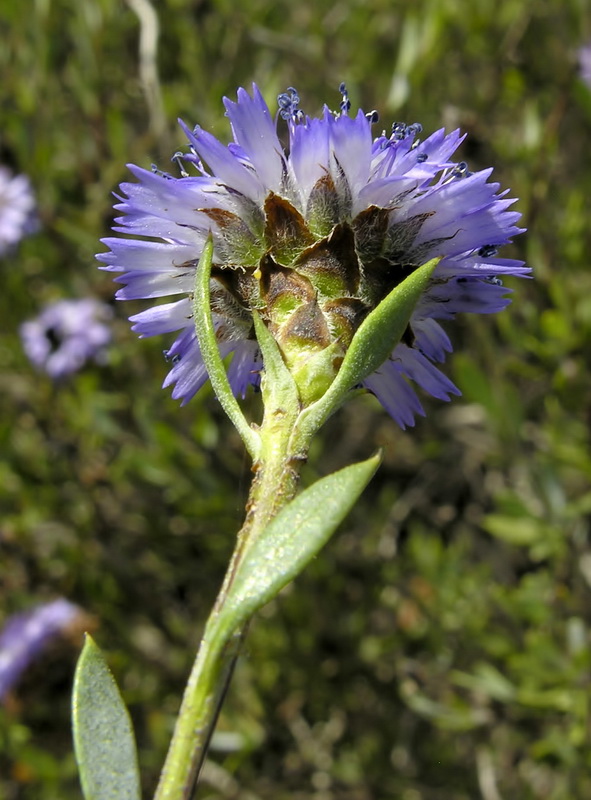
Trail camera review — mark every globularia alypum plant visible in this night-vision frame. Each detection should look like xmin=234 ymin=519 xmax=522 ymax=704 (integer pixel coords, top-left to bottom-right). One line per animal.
xmin=73 ymin=84 xmax=527 ymax=800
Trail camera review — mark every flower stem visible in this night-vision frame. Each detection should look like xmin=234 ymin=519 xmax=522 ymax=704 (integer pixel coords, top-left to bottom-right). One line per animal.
xmin=153 ymin=400 xmax=305 ymax=800
xmin=152 ymin=620 xmax=240 ymax=800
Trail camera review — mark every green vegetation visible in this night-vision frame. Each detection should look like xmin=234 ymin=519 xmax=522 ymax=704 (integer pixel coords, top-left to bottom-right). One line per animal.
xmin=1 ymin=1 xmax=590 ymax=797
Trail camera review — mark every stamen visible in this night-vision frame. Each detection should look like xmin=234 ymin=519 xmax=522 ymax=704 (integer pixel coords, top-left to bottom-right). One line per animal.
xmin=451 ymin=161 xmax=471 ymax=179
xmin=171 ymin=152 xmax=189 ymax=178
xmin=277 ymin=87 xmax=304 ymax=122
xmin=390 ymin=121 xmax=423 ymax=143
xmin=151 ymin=164 xmax=173 ymax=179
xmin=391 ymin=122 xmax=408 ymax=141
xmin=486 ymin=276 xmax=504 ymax=286
xmin=478 ymin=244 xmax=499 ymax=258
xmin=339 ymin=82 xmax=351 ymax=116
xmin=416 ymin=153 xmax=428 ymax=163
xmin=163 ymin=349 xmax=181 ymax=364
xmin=365 ymin=110 xmax=379 ymax=124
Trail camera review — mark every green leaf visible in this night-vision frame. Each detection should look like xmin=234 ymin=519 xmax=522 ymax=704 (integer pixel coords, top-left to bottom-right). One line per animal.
xmin=216 ymin=453 xmax=381 ymax=636
xmin=193 ymin=234 xmax=261 ymax=459
xmin=335 ymin=257 xmax=440 ymax=392
xmin=72 ymin=635 xmax=141 ymax=800
xmin=451 ymin=663 xmax=516 ymax=703
xmin=296 ymin=257 xmax=440 ymax=441
xmin=483 ymin=514 xmax=542 ymax=546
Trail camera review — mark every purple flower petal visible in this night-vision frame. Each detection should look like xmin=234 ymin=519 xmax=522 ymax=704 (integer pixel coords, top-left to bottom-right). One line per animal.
xmin=579 ymin=42 xmax=591 ymax=88
xmin=411 ymin=318 xmax=452 ymax=363
xmin=226 ymin=340 xmax=262 ymax=398
xmin=178 ymin=120 xmax=264 ymax=203
xmin=328 ymin=109 xmax=373 ymax=211
xmin=0 ymin=600 xmax=82 ymax=699
xmin=130 ymin=298 xmax=193 ymax=336
xmin=0 ymin=167 xmax=37 ymax=255
xmin=289 ymin=117 xmax=331 ymax=204
xmin=363 ymin=367 xmax=426 ymax=430
xmin=223 ymin=85 xmax=285 ymax=194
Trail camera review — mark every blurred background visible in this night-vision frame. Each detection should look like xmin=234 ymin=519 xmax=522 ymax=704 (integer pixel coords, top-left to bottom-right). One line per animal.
xmin=1 ymin=0 xmax=591 ymax=798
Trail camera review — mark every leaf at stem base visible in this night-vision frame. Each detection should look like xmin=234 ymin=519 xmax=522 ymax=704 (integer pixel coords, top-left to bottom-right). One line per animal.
xmin=72 ymin=634 xmax=141 ymax=800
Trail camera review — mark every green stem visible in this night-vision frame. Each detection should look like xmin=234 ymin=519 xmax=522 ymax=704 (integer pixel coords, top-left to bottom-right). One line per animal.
xmin=153 ymin=400 xmax=305 ymax=800
xmin=152 ymin=621 xmax=237 ymax=800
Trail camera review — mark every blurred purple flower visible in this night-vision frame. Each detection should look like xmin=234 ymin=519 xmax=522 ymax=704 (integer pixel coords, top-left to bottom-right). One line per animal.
xmin=99 ymin=84 xmax=527 ymax=427
xmin=0 ymin=599 xmax=82 ymax=699
xmin=0 ymin=166 xmax=36 ymax=255
xmin=579 ymin=43 xmax=591 ymax=88
xmin=20 ymin=298 xmax=113 ymax=379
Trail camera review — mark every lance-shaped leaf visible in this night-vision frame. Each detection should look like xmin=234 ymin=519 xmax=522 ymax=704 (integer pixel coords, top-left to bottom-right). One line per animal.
xmin=214 ymin=453 xmax=380 ymax=638
xmin=72 ymin=635 xmax=141 ymax=800
xmin=296 ymin=257 xmax=440 ymax=440
xmin=193 ymin=234 xmax=261 ymax=459
xmin=334 ymin=257 xmax=440 ymax=391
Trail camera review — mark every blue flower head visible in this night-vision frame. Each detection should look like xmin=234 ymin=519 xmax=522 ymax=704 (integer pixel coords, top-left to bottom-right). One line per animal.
xmin=0 ymin=166 xmax=36 ymax=255
xmin=99 ymin=84 xmax=527 ymax=428
xmin=20 ymin=298 xmax=112 ymax=379
xmin=579 ymin=42 xmax=591 ymax=89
